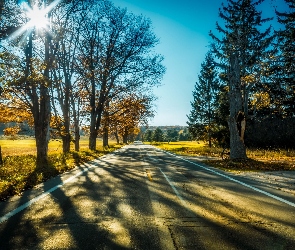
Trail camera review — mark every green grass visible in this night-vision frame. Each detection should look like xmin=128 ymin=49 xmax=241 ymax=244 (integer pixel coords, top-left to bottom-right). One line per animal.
xmin=151 ymin=141 xmax=295 ymax=172
xmin=0 ymin=138 xmax=121 ymax=201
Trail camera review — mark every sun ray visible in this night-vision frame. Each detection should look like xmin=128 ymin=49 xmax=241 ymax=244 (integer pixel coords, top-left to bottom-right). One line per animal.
xmin=26 ymin=3 xmax=49 ymax=29
xmin=4 ymin=0 xmax=62 ymax=42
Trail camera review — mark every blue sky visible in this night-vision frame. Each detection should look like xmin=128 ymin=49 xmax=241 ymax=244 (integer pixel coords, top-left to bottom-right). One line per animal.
xmin=112 ymin=0 xmax=287 ymax=126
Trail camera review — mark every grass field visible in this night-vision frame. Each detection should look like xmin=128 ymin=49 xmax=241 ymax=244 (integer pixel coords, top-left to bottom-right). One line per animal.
xmin=0 ymin=136 xmax=97 ymax=156
xmin=152 ymin=141 xmax=295 ymax=172
xmin=0 ymin=137 xmax=121 ymax=201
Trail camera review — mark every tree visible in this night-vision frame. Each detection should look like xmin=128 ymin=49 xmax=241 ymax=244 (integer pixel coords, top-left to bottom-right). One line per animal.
xmin=105 ymin=93 xmax=155 ymax=145
xmin=210 ymin=0 xmax=274 ymax=159
xmin=144 ymin=130 xmax=153 ymax=142
xmin=276 ymin=0 xmax=295 ymax=116
xmin=187 ymin=52 xmax=220 ymax=147
xmin=179 ymin=128 xmax=190 ymax=141
xmin=50 ymin=0 xmax=85 ymax=153
xmin=0 ymin=0 xmax=55 ymax=166
xmin=76 ymin=1 xmax=165 ymax=150
xmin=152 ymin=127 xmax=164 ymax=142
xmin=166 ymin=129 xmax=179 ymax=142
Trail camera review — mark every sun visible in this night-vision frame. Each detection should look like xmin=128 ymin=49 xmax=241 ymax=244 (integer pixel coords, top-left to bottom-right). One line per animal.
xmin=26 ymin=4 xmax=49 ymax=30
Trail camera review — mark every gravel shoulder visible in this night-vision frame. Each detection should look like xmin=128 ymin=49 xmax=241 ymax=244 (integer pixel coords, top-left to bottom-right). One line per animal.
xmin=231 ymin=170 xmax=295 ymax=196
xmin=186 ymin=155 xmax=295 ymax=197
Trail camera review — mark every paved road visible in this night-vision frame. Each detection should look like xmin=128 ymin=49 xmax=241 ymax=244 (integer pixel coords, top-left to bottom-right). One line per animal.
xmin=0 ymin=143 xmax=295 ymax=249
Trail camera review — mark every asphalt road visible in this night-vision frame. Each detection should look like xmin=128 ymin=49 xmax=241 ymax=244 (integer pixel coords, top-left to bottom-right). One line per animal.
xmin=0 ymin=143 xmax=295 ymax=249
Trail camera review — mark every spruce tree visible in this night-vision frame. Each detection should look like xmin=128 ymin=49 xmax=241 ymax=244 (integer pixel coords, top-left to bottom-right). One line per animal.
xmin=276 ymin=0 xmax=295 ymax=116
xmin=187 ymin=52 xmax=220 ymax=147
xmin=210 ymin=0 xmax=274 ymax=159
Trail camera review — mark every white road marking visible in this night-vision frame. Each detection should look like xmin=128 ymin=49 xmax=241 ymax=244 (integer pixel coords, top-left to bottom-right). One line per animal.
xmin=159 ymin=168 xmax=187 ymax=207
xmin=163 ymin=150 xmax=295 ymax=208
xmin=0 ymin=163 xmax=95 ymax=224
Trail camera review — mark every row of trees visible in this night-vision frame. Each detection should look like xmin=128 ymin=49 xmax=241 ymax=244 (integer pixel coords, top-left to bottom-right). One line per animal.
xmin=188 ymin=0 xmax=295 ymax=159
xmin=143 ymin=127 xmax=190 ymax=142
xmin=0 ymin=0 xmax=165 ymax=166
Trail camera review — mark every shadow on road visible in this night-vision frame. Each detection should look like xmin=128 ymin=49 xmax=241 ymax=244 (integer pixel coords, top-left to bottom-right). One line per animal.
xmin=0 ymin=145 xmax=294 ymax=249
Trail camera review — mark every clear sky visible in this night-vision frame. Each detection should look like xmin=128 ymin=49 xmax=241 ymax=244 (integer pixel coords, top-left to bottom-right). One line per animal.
xmin=112 ymin=0 xmax=287 ymax=126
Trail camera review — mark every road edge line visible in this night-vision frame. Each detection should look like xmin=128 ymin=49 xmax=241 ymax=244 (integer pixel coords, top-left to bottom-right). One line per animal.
xmin=159 ymin=149 xmax=295 ymax=208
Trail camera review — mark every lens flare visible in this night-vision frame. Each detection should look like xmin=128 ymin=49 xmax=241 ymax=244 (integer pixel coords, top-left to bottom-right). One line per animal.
xmin=26 ymin=4 xmax=49 ymax=29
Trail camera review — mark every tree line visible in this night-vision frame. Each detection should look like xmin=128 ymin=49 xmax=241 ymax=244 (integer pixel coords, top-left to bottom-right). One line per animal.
xmin=141 ymin=127 xmax=190 ymax=143
xmin=0 ymin=0 xmax=165 ymax=166
xmin=187 ymin=0 xmax=295 ymax=159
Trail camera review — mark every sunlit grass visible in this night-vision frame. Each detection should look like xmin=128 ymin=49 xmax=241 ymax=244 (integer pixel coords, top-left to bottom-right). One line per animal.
xmin=151 ymin=141 xmax=295 ymax=172
xmin=0 ymin=137 xmax=122 ymax=200
xmin=0 ymin=136 xmax=101 ymax=156
xmin=150 ymin=141 xmax=223 ymax=158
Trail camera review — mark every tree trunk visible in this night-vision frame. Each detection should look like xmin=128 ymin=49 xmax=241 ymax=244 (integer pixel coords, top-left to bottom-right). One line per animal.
xmin=114 ymin=131 xmax=120 ymax=144
xmin=35 ymin=115 xmax=50 ymax=168
xmin=0 ymin=146 xmax=3 ymax=165
xmin=74 ymin=129 xmax=80 ymax=151
xmin=62 ymin=134 xmax=71 ymax=153
xmin=61 ymin=73 xmax=71 ymax=153
xmin=122 ymin=128 xmax=128 ymax=144
xmin=123 ymin=134 xmax=128 ymax=144
xmin=89 ymin=129 xmax=97 ymax=150
xmin=102 ymin=102 xmax=109 ymax=148
xmin=103 ymin=126 xmax=109 ymax=148
xmin=34 ymin=25 xmax=51 ymax=167
xmin=228 ymin=53 xmax=247 ymax=160
xmin=89 ymin=103 xmax=97 ymax=150
xmin=71 ymin=95 xmax=80 ymax=152
xmin=208 ymin=131 xmax=212 ymax=148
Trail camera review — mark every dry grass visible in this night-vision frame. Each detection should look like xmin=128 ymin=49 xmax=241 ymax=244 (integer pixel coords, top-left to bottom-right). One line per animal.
xmin=0 ymin=137 xmax=122 ymax=201
xmin=0 ymin=136 xmax=98 ymax=156
xmin=152 ymin=141 xmax=295 ymax=172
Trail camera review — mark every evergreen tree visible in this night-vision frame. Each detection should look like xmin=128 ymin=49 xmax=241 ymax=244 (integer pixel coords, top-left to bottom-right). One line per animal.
xmin=166 ymin=129 xmax=179 ymax=142
xmin=187 ymin=52 xmax=220 ymax=147
xmin=144 ymin=130 xmax=153 ymax=142
xmin=276 ymin=0 xmax=295 ymax=116
xmin=210 ymin=0 xmax=274 ymax=159
xmin=152 ymin=127 xmax=164 ymax=142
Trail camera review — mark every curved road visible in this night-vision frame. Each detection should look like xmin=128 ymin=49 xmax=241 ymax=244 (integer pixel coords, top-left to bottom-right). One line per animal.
xmin=0 ymin=143 xmax=295 ymax=249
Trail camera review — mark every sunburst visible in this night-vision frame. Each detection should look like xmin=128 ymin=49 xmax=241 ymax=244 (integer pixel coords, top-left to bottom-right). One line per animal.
xmin=26 ymin=3 xmax=49 ymax=30
xmin=5 ymin=0 xmax=61 ymax=41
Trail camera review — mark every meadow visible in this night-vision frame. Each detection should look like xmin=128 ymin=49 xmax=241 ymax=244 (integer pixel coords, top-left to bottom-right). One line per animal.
xmin=0 ymin=137 xmax=121 ymax=201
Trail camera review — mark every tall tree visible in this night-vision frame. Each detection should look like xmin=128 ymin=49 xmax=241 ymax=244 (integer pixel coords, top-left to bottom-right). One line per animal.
xmin=276 ymin=0 xmax=295 ymax=116
xmin=0 ymin=0 xmax=54 ymax=166
xmin=187 ymin=52 xmax=220 ymax=147
xmin=50 ymin=0 xmax=85 ymax=153
xmin=76 ymin=1 xmax=165 ymax=150
xmin=210 ymin=0 xmax=274 ymax=159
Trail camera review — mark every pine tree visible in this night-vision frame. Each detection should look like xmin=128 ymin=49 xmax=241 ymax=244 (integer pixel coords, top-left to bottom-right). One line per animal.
xmin=187 ymin=52 xmax=220 ymax=147
xmin=210 ymin=0 xmax=274 ymax=159
xmin=276 ymin=0 xmax=295 ymax=116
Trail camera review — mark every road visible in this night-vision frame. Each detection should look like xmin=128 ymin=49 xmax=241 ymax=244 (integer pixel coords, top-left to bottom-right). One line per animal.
xmin=0 ymin=143 xmax=295 ymax=249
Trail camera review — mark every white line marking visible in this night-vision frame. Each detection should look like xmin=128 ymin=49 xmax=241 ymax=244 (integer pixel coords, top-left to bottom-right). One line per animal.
xmin=163 ymin=150 xmax=295 ymax=208
xmin=0 ymin=163 xmax=95 ymax=224
xmin=159 ymin=168 xmax=187 ymax=207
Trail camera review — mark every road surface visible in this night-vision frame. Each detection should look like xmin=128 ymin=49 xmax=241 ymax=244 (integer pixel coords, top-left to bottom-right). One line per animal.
xmin=0 ymin=143 xmax=295 ymax=249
